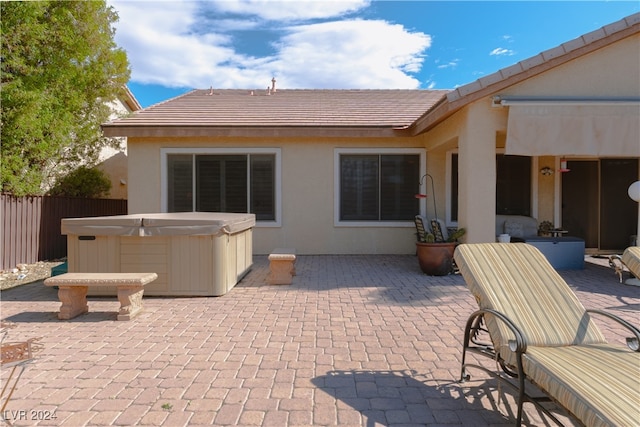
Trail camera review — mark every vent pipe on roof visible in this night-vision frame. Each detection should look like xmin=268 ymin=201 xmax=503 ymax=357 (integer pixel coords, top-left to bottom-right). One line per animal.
xmin=208 ymin=86 xmax=214 ymax=96
xmin=271 ymin=77 xmax=276 ymax=93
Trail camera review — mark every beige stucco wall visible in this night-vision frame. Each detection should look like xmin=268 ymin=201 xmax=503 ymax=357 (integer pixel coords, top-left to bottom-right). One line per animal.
xmin=97 ymin=152 xmax=128 ymax=199
xmin=99 ymin=96 xmax=134 ymax=199
xmin=127 ymin=136 xmax=427 ymax=254
xmin=421 ymin=33 xmax=640 ymax=244
xmin=536 ymin=156 xmax=556 ymax=224
xmin=501 ymin=34 xmax=640 ymax=98
xmin=498 ymin=33 xmax=640 ymax=230
xmin=125 ymin=33 xmax=638 ymax=253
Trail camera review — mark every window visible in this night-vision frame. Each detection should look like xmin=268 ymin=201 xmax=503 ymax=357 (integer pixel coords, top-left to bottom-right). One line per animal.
xmin=496 ymin=154 xmax=531 ymax=216
xmin=164 ymin=149 xmax=279 ymax=223
xmin=449 ymin=153 xmax=531 ymax=221
xmin=336 ymin=150 xmax=423 ymax=223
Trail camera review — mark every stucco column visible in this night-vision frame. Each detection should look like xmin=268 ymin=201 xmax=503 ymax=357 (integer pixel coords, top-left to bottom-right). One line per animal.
xmin=457 ymin=103 xmax=501 ymax=243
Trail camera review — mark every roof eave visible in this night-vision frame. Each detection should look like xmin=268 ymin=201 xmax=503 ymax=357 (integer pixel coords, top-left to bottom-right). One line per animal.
xmin=120 ymin=86 xmax=143 ymax=112
xmin=409 ymin=13 xmax=640 ymax=135
xmin=101 ymin=125 xmax=414 ymax=139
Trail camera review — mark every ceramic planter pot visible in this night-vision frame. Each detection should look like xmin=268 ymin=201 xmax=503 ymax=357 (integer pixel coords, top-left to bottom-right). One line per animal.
xmin=416 ymin=242 xmax=457 ymax=276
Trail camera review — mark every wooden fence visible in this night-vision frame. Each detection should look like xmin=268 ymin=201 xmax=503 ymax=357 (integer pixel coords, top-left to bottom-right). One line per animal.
xmin=1 ymin=195 xmax=127 ymax=270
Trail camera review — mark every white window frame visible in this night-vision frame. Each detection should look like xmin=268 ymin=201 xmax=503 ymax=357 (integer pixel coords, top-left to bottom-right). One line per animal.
xmin=161 ymin=147 xmax=282 ymax=227
xmin=334 ymin=148 xmax=426 ymax=227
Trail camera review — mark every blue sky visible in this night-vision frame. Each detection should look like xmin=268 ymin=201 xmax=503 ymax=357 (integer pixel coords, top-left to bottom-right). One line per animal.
xmin=108 ymin=1 xmax=639 ymax=108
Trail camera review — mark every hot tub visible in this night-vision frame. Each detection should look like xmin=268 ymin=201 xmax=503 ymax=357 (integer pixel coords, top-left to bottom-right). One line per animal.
xmin=62 ymin=212 xmax=255 ymax=296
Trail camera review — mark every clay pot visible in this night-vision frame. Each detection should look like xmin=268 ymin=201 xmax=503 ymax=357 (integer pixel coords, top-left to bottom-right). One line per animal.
xmin=416 ymin=242 xmax=457 ymax=276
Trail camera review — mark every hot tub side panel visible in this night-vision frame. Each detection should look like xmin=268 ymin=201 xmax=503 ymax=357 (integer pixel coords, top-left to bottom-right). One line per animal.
xmin=67 ymin=235 xmax=121 ymax=296
xmin=66 ymin=228 xmax=253 ymax=296
xmin=167 ymin=235 xmax=215 ymax=296
xmin=121 ymin=236 xmax=170 ymax=294
xmin=68 ymin=235 xmax=171 ymax=296
xmin=217 ymin=228 xmax=253 ymax=296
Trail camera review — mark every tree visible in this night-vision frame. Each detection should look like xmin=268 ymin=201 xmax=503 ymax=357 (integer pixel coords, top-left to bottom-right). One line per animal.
xmin=48 ymin=166 xmax=111 ymax=198
xmin=1 ymin=1 xmax=130 ymax=196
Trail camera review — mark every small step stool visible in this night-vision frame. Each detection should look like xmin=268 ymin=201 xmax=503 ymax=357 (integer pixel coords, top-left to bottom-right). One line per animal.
xmin=268 ymin=248 xmax=296 ymax=285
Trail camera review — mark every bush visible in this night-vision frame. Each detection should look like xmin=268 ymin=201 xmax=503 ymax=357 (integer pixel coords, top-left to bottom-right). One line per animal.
xmin=48 ymin=166 xmax=111 ymax=198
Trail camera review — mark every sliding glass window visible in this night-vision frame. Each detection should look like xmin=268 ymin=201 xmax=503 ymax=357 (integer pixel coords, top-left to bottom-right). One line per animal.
xmin=339 ymin=153 xmax=420 ymax=221
xmin=167 ymin=153 xmax=276 ymax=221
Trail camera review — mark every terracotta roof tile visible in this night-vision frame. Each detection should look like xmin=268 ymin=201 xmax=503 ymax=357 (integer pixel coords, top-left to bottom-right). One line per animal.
xmin=103 ymin=89 xmax=448 ymax=136
xmin=410 ymin=13 xmax=639 ymax=135
xmin=104 ymin=12 xmax=638 ymax=138
xmin=442 ymin=12 xmax=638 ymax=106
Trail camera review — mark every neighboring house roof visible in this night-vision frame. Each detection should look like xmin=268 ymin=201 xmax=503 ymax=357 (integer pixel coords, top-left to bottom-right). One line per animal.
xmin=103 ymin=12 xmax=639 ymax=139
xmin=107 ymin=86 xmax=142 ymax=120
xmin=410 ymin=12 xmax=640 ymax=135
xmin=102 ymin=89 xmax=448 ymax=138
xmin=120 ymin=86 xmax=143 ymax=112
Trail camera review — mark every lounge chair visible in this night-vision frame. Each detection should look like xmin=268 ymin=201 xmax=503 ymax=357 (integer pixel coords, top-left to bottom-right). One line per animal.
xmin=609 ymin=246 xmax=640 ymax=286
xmin=454 ymin=243 xmax=640 ymax=426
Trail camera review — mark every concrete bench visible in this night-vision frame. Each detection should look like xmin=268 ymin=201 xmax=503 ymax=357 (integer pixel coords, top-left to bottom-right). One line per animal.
xmin=268 ymin=248 xmax=296 ymax=285
xmin=44 ymin=273 xmax=158 ymax=320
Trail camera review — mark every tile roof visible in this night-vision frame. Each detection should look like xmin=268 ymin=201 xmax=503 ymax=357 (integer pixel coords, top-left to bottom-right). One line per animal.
xmin=103 ymin=13 xmax=638 ymax=138
xmin=120 ymin=86 xmax=142 ymax=112
xmin=447 ymin=12 xmax=640 ymax=104
xmin=411 ymin=12 xmax=640 ymax=133
xmin=102 ymin=89 xmax=448 ymax=137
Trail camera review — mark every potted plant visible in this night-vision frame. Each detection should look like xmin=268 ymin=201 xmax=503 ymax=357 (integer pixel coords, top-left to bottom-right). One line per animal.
xmin=538 ymin=220 xmax=554 ymax=237
xmin=415 ymin=220 xmax=466 ymax=276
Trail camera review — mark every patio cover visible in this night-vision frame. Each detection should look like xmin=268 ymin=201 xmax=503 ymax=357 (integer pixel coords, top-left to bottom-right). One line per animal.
xmin=505 ymin=103 xmax=640 ymax=156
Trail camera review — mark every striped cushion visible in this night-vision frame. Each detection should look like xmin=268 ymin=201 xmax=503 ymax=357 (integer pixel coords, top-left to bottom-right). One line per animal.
xmin=454 ymin=243 xmax=606 ymax=356
xmin=525 ymin=345 xmax=640 ymax=426
xmin=622 ymin=246 xmax=640 ymax=277
xmin=454 ymin=243 xmax=640 ymax=426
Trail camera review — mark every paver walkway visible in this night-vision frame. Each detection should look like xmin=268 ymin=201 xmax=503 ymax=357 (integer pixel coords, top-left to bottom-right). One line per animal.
xmin=1 ymin=255 xmax=638 ymax=426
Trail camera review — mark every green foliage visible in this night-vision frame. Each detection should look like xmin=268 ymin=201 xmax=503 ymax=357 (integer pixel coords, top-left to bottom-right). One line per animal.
xmin=1 ymin=1 xmax=130 ymax=196
xmin=447 ymin=228 xmax=466 ymax=242
xmin=424 ymin=227 xmax=465 ymax=243
xmin=538 ymin=220 xmax=554 ymax=236
xmin=48 ymin=166 xmax=111 ymax=198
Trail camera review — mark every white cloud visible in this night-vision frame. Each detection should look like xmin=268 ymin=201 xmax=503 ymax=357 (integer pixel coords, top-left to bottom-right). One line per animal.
xmin=489 ymin=47 xmax=515 ymax=56
xmin=204 ymin=19 xmax=262 ymax=32
xmin=209 ymin=0 xmax=371 ymax=21
xmin=109 ymin=1 xmax=431 ymax=89
xmin=272 ymin=20 xmax=431 ymax=88
xmin=436 ymin=59 xmax=459 ymax=69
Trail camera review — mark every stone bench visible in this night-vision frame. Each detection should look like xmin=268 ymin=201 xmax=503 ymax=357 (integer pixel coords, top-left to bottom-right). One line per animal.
xmin=268 ymin=248 xmax=296 ymax=285
xmin=44 ymin=273 xmax=158 ymax=321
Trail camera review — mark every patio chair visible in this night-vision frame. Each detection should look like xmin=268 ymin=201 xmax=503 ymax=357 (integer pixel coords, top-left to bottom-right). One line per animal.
xmin=454 ymin=243 xmax=640 ymax=426
xmin=608 ymin=246 xmax=640 ymax=286
xmin=414 ymin=215 xmax=428 ymax=242
xmin=414 ymin=215 xmax=448 ymax=242
xmin=429 ymin=218 xmax=449 ymax=242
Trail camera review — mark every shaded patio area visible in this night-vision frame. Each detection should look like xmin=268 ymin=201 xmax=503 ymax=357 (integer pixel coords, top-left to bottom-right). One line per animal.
xmin=1 ymin=255 xmax=638 ymax=426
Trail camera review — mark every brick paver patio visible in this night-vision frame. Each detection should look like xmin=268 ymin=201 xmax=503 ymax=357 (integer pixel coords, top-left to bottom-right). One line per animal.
xmin=1 ymin=255 xmax=638 ymax=426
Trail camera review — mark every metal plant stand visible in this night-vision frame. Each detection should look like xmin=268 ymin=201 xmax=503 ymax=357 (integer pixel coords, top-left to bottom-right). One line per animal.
xmin=1 ymin=321 xmax=43 ymax=425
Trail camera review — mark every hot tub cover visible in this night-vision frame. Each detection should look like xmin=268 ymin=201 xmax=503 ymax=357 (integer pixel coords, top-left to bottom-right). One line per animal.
xmin=61 ymin=212 xmax=256 ymax=236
